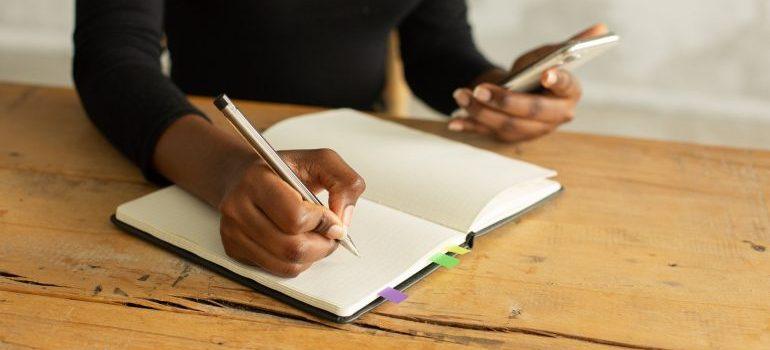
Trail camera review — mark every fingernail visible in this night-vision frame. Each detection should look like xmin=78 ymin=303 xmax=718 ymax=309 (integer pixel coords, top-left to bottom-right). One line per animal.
xmin=450 ymin=109 xmax=468 ymax=118
xmin=342 ymin=205 xmax=355 ymax=228
xmin=327 ymin=224 xmax=346 ymax=240
xmin=544 ymin=70 xmax=558 ymax=87
xmin=453 ymin=89 xmax=470 ymax=107
xmin=473 ymin=86 xmax=492 ymax=102
xmin=448 ymin=121 xmax=463 ymax=132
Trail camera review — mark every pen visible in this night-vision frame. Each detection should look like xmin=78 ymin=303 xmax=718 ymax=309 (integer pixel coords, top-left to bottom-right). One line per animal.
xmin=213 ymin=94 xmax=361 ymax=257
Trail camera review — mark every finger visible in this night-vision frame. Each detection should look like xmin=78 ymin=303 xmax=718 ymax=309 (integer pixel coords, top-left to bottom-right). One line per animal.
xmin=452 ymin=88 xmax=473 ymax=110
xmin=464 ymin=98 xmax=507 ymax=130
xmin=294 ymin=149 xmax=366 ymax=229
xmin=467 ymin=99 xmax=546 ymax=133
xmin=245 ymin=167 xmax=345 ymax=238
xmin=447 ymin=117 xmax=493 ymax=135
xmin=463 ymin=118 xmax=494 ymax=135
xmin=270 ymin=231 xmax=338 ymax=264
xmin=452 ymin=89 xmax=495 ymax=134
xmin=495 ymin=117 xmax=555 ymax=142
xmin=541 ymin=68 xmax=582 ymax=100
xmin=465 ymin=103 xmax=554 ymax=142
xmin=312 ymin=205 xmax=347 ymax=240
xmin=221 ymin=225 xmax=312 ymax=278
xmin=234 ymin=198 xmax=338 ymax=263
xmin=471 ymin=84 xmax=574 ymax=124
xmin=450 ymin=108 xmax=469 ymax=119
xmin=569 ymin=23 xmax=609 ymax=41
xmin=448 ymin=117 xmax=465 ymax=131
xmin=463 ymin=98 xmax=554 ymax=141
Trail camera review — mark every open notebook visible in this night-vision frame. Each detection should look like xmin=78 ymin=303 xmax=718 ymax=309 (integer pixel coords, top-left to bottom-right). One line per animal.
xmin=113 ymin=109 xmax=562 ymax=322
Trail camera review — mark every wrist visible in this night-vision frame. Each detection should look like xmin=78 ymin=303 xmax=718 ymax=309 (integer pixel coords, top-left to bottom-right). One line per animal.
xmin=153 ymin=114 xmax=259 ymax=207
xmin=217 ymin=143 xmax=261 ymax=201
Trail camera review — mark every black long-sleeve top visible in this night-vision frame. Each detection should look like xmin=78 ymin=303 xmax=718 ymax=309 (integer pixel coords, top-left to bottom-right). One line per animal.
xmin=73 ymin=0 xmax=496 ymax=183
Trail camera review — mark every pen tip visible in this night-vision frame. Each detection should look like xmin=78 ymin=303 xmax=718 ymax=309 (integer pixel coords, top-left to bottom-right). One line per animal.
xmin=339 ymin=234 xmax=361 ymax=257
xmin=349 ymin=244 xmax=361 ymax=257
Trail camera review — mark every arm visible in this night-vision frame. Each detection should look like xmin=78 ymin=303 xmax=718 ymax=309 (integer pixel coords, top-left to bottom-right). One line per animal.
xmin=73 ymin=1 xmax=364 ymax=277
xmin=73 ymin=1 xmax=206 ymax=184
xmin=397 ymin=0 xmax=497 ymax=115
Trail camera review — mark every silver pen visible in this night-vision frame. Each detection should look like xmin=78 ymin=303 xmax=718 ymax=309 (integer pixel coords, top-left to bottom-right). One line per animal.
xmin=214 ymin=94 xmax=361 ymax=257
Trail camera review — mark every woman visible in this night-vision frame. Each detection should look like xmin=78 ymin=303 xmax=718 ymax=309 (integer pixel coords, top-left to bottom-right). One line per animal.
xmin=73 ymin=0 xmax=606 ymax=277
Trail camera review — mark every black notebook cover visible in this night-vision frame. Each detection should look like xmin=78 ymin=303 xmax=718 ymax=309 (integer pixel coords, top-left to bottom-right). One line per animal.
xmin=111 ymin=187 xmax=562 ymax=323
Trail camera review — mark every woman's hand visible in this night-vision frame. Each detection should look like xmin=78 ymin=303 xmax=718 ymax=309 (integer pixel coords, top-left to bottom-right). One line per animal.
xmin=449 ymin=23 xmax=609 ymax=142
xmin=218 ymin=149 xmax=365 ymax=277
xmin=153 ymin=116 xmax=365 ymax=278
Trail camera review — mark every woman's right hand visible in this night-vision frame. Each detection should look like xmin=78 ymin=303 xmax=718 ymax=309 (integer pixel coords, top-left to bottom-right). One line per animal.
xmin=218 ymin=149 xmax=366 ymax=277
xmin=153 ymin=116 xmax=365 ymax=278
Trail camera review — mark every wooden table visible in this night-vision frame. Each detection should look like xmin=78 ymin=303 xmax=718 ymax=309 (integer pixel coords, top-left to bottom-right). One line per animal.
xmin=0 ymin=83 xmax=768 ymax=349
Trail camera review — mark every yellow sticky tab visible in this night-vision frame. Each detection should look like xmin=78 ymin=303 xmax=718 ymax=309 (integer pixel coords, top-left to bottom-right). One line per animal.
xmin=447 ymin=246 xmax=470 ymax=255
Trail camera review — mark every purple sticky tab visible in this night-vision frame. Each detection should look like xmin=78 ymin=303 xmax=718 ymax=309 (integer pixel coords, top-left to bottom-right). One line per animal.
xmin=378 ymin=287 xmax=408 ymax=303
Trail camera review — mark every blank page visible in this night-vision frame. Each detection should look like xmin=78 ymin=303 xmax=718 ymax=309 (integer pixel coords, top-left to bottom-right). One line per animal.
xmin=470 ymin=179 xmax=562 ymax=233
xmin=263 ymin=109 xmax=556 ymax=232
xmin=116 ymin=186 xmax=466 ymax=317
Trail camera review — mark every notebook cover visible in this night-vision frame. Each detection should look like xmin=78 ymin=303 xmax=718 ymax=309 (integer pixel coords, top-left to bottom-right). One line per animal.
xmin=110 ymin=185 xmax=562 ymax=323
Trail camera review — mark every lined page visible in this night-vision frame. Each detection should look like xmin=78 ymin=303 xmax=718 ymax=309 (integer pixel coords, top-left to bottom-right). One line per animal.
xmin=117 ymin=186 xmax=466 ymax=317
xmin=263 ymin=109 xmax=556 ymax=232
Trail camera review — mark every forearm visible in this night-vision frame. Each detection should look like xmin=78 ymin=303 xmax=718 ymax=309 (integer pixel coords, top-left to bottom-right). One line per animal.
xmin=153 ymin=115 xmax=254 ymax=207
xmin=74 ymin=0 xmax=208 ymax=184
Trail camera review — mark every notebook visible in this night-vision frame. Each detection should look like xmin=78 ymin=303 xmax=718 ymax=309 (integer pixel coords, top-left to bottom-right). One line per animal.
xmin=113 ymin=109 xmax=562 ymax=323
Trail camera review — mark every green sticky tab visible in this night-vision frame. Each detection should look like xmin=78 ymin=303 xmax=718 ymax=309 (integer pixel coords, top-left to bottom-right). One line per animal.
xmin=447 ymin=245 xmax=470 ymax=255
xmin=431 ymin=254 xmax=459 ymax=268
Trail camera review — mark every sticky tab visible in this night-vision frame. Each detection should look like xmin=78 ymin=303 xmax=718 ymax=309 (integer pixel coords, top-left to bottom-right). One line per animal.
xmin=379 ymin=287 xmax=408 ymax=303
xmin=447 ymin=245 xmax=470 ymax=255
xmin=431 ymin=253 xmax=460 ymax=268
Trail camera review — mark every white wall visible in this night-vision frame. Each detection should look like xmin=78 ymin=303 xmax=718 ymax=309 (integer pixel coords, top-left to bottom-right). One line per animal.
xmin=0 ymin=0 xmax=74 ymax=86
xmin=462 ymin=0 xmax=770 ymax=121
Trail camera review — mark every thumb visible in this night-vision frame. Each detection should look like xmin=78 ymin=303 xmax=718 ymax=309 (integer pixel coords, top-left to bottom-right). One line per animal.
xmin=312 ymin=204 xmax=348 ymax=240
xmin=327 ymin=178 xmax=365 ymax=231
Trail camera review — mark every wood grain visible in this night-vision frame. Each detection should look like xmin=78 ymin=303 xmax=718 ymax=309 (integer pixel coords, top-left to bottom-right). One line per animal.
xmin=0 ymin=83 xmax=768 ymax=349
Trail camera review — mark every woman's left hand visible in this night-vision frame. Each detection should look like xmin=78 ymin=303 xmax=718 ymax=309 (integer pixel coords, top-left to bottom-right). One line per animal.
xmin=449 ymin=23 xmax=608 ymax=142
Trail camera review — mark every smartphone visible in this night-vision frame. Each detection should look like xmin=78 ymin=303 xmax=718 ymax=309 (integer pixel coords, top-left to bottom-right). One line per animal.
xmin=500 ymin=32 xmax=620 ymax=92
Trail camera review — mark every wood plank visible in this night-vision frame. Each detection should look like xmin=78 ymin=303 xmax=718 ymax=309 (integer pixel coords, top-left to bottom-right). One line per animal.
xmin=0 ymin=85 xmax=142 ymax=183
xmin=0 ymin=83 xmax=769 ymax=349
xmin=0 ymin=290 xmax=478 ymax=350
